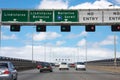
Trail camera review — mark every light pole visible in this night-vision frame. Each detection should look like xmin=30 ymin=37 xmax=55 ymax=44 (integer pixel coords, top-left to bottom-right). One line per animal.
xmin=114 ymin=33 xmax=117 ymax=68
xmin=85 ymin=36 xmax=87 ymax=67
xmin=32 ymin=27 xmax=34 ymax=63
xmin=108 ymin=5 xmax=117 ymax=68
xmin=44 ymin=42 xmax=46 ymax=62
xmin=0 ymin=23 xmax=1 ymax=54
xmin=77 ymin=46 xmax=79 ymax=62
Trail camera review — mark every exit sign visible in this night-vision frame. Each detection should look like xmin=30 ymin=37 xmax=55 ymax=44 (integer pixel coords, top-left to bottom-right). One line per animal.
xmin=54 ymin=10 xmax=78 ymax=22
xmin=2 ymin=10 xmax=28 ymax=22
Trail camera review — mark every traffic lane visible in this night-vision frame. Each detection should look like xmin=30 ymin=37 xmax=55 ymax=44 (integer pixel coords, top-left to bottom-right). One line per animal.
xmin=18 ymin=68 xmax=120 ymax=80
xmin=57 ymin=68 xmax=120 ymax=80
xmin=18 ymin=68 xmax=85 ymax=80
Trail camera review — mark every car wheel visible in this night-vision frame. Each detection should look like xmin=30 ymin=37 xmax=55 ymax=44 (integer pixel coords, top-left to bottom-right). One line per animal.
xmin=14 ymin=74 xmax=18 ymax=80
xmin=50 ymin=70 xmax=53 ymax=72
xmin=59 ymin=68 xmax=61 ymax=70
xmin=76 ymin=68 xmax=78 ymax=70
xmin=40 ymin=70 xmax=43 ymax=72
xmin=14 ymin=77 xmax=17 ymax=80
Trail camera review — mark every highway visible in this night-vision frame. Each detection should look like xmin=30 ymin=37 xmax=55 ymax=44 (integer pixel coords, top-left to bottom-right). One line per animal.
xmin=18 ymin=67 xmax=120 ymax=80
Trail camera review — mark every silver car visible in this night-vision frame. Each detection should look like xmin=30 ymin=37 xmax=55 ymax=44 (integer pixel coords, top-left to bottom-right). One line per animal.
xmin=0 ymin=61 xmax=17 ymax=80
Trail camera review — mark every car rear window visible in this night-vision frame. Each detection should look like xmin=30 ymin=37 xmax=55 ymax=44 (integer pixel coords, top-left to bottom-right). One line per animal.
xmin=61 ymin=63 xmax=67 ymax=65
xmin=0 ymin=63 xmax=8 ymax=68
xmin=77 ymin=62 xmax=85 ymax=65
xmin=39 ymin=62 xmax=50 ymax=66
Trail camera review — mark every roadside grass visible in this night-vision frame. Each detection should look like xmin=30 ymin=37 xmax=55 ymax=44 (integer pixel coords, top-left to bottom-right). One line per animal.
xmin=87 ymin=65 xmax=120 ymax=73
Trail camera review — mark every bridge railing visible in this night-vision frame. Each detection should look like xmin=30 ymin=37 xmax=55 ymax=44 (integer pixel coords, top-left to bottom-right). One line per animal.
xmin=0 ymin=56 xmax=39 ymax=71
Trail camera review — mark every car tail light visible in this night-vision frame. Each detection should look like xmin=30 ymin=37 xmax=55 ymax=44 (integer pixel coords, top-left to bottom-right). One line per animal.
xmin=37 ymin=65 xmax=42 ymax=69
xmin=48 ymin=66 xmax=51 ymax=69
xmin=4 ymin=70 xmax=10 ymax=74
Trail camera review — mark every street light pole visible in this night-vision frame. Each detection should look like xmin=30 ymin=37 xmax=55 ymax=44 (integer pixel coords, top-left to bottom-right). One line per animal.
xmin=32 ymin=28 xmax=34 ymax=63
xmin=85 ymin=36 xmax=87 ymax=67
xmin=114 ymin=33 xmax=117 ymax=68
xmin=108 ymin=5 xmax=117 ymax=68
xmin=0 ymin=23 xmax=1 ymax=54
xmin=77 ymin=46 xmax=79 ymax=62
xmin=44 ymin=42 xmax=46 ymax=62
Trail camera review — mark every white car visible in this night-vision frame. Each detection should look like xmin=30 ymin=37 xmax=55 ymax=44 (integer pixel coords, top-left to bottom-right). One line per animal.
xmin=59 ymin=62 xmax=69 ymax=70
xmin=75 ymin=62 xmax=86 ymax=71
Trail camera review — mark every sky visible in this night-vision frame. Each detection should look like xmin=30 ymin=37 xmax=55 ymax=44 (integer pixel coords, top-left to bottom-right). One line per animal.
xmin=0 ymin=0 xmax=120 ymax=63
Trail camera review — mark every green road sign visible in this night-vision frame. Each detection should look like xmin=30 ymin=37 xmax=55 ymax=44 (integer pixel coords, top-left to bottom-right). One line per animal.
xmin=54 ymin=10 xmax=78 ymax=22
xmin=2 ymin=10 xmax=28 ymax=22
xmin=30 ymin=10 xmax=53 ymax=22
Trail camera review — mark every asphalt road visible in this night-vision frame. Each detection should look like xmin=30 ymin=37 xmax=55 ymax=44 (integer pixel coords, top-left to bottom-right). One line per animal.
xmin=18 ymin=67 xmax=120 ymax=80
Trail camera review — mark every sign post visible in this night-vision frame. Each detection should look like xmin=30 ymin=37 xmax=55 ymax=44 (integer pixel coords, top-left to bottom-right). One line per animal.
xmin=54 ymin=10 xmax=78 ymax=22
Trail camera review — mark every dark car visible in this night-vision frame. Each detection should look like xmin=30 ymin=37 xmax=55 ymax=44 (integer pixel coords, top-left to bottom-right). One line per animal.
xmin=50 ymin=63 xmax=55 ymax=68
xmin=68 ymin=63 xmax=75 ymax=68
xmin=37 ymin=62 xmax=53 ymax=72
xmin=0 ymin=61 xmax=18 ymax=80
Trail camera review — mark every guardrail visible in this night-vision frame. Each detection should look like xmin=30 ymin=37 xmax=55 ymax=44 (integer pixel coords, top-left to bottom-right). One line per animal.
xmin=0 ymin=56 xmax=39 ymax=71
xmin=87 ymin=58 xmax=120 ymax=66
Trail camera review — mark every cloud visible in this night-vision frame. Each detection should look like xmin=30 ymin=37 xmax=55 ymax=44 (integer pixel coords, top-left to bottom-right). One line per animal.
xmin=115 ymin=0 xmax=120 ymax=4
xmin=56 ymin=40 xmax=65 ymax=46
xmin=100 ymin=35 xmax=116 ymax=45
xmin=93 ymin=35 xmax=118 ymax=47
xmin=37 ymin=0 xmax=120 ymax=9
xmin=33 ymin=32 xmax=61 ymax=41
xmin=67 ymin=31 xmax=87 ymax=39
xmin=1 ymin=32 xmax=17 ymax=40
xmin=1 ymin=45 xmax=120 ymax=62
xmin=77 ymin=39 xmax=86 ymax=47
xmin=37 ymin=0 xmax=68 ymax=9
xmin=70 ymin=0 xmax=120 ymax=9
xmin=1 ymin=26 xmax=10 ymax=29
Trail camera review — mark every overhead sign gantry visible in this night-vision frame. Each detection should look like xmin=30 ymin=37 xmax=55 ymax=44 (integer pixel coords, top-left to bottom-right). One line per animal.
xmin=0 ymin=9 xmax=120 ymax=32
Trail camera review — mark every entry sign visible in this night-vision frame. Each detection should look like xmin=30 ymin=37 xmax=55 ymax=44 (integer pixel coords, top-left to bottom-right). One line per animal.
xmin=79 ymin=10 xmax=102 ymax=23
xmin=104 ymin=9 xmax=120 ymax=23
xmin=2 ymin=10 xmax=28 ymax=22
xmin=30 ymin=10 xmax=53 ymax=22
xmin=54 ymin=10 xmax=78 ymax=22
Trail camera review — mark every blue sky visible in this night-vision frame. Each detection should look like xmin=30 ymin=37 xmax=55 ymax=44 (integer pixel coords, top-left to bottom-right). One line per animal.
xmin=0 ymin=0 xmax=120 ymax=62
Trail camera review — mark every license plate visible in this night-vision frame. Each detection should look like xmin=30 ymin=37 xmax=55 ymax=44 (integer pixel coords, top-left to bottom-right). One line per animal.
xmin=44 ymin=67 xmax=47 ymax=68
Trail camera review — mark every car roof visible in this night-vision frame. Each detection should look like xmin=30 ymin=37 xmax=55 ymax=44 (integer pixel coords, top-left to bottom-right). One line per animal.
xmin=0 ymin=61 xmax=11 ymax=63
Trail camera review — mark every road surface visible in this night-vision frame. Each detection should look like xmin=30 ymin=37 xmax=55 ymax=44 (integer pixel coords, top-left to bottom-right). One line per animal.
xmin=18 ymin=67 xmax=120 ymax=80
